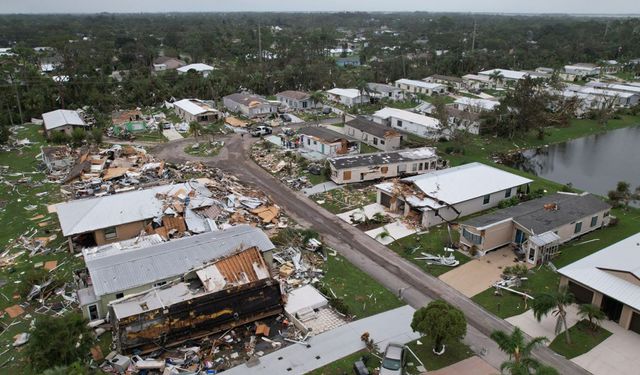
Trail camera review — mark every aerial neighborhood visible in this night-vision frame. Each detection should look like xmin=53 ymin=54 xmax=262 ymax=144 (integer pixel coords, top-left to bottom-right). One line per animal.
xmin=1 ymin=8 xmax=640 ymax=375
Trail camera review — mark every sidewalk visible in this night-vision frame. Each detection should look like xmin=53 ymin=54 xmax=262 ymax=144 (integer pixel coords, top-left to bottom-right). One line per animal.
xmin=224 ymin=305 xmax=420 ymax=375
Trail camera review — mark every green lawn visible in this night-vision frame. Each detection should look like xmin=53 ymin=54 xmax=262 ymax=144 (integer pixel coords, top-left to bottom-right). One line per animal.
xmin=472 ymin=265 xmax=559 ymax=319
xmin=406 ymin=337 xmax=474 ymax=371
xmin=549 ymin=320 xmax=612 ymax=359
xmin=387 ymin=228 xmax=471 ymax=277
xmin=321 ymin=253 xmax=404 ymax=319
xmin=0 ymin=125 xmax=87 ymax=373
xmin=307 ymin=350 xmax=380 ymax=375
xmin=311 ymin=186 xmax=377 ymax=214
xmin=359 ymin=142 xmax=380 ymax=154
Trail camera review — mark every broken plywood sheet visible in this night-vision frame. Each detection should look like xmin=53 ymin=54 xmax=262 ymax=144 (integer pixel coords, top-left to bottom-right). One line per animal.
xmin=251 ymin=206 xmax=280 ymax=224
xmin=255 ymin=323 xmax=270 ymax=336
xmin=103 ymin=167 xmax=130 ymax=181
xmin=5 ymin=304 xmax=25 ymax=318
xmin=162 ymin=216 xmax=187 ymax=233
xmin=43 ymin=260 xmax=58 ymax=271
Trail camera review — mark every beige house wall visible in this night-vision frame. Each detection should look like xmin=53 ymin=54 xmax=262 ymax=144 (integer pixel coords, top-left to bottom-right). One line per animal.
xmin=331 ymin=157 xmax=437 ymax=184
xmin=93 ymin=220 xmax=147 ymax=246
xmin=45 ymin=124 xmax=85 ymax=137
xmin=460 ymin=219 xmax=515 ymax=252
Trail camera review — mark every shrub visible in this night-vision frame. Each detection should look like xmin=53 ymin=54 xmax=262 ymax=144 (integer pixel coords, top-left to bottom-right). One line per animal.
xmin=70 ymin=128 xmax=86 ymax=147
xmin=50 ymin=131 xmax=69 ymax=144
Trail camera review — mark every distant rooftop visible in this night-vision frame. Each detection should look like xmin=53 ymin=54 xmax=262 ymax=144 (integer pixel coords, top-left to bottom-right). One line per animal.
xmin=345 ymin=117 xmax=400 ymax=139
xmin=330 ymin=147 xmax=437 ymax=170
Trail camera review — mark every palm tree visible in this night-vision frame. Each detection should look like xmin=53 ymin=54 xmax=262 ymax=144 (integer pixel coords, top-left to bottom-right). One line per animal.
xmin=489 ymin=70 xmax=505 ymax=87
xmin=188 ymin=121 xmax=203 ymax=140
xmin=578 ymin=304 xmax=605 ymax=331
xmin=376 ymin=228 xmax=396 ymax=243
xmin=531 ymin=286 xmax=574 ymax=344
xmin=491 ymin=327 xmax=557 ymax=375
xmin=310 ymin=91 xmax=325 ymax=107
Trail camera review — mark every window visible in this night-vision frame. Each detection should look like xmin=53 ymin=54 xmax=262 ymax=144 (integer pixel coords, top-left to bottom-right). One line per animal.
xmin=462 ymin=229 xmax=482 ymax=245
xmin=313 ymin=140 xmax=317 ymax=145
xmin=590 ymin=216 xmax=598 ymax=227
xmin=412 ymin=163 xmax=417 ymax=172
xmin=302 ymin=101 xmax=308 ymax=108
xmin=88 ymin=304 xmax=99 ymax=320
xmin=115 ymin=293 xmax=124 ymax=299
xmin=104 ymin=226 xmax=117 ymax=240
xmin=483 ymin=194 xmax=490 ymax=205
xmin=153 ymin=281 xmax=167 ymax=288
xmin=306 ymin=138 xmax=310 ymax=145
xmin=380 ymin=140 xmax=385 ymax=145
xmin=505 ymin=188 xmax=512 ymax=198
xmin=574 ymin=222 xmax=582 ymax=234
xmin=373 ymin=138 xmax=378 ymax=145
xmin=430 ymin=161 xmax=436 ymax=169
xmin=396 ymin=120 xmax=403 ymax=127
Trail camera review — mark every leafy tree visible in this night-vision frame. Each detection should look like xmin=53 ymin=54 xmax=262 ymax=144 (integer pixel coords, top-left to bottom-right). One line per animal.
xmin=91 ymin=128 xmax=103 ymax=144
xmin=43 ymin=361 xmax=89 ymax=375
xmin=531 ymin=286 xmax=574 ymax=344
xmin=50 ymin=131 xmax=69 ymax=144
xmin=491 ymin=327 xmax=557 ymax=375
xmin=578 ymin=304 xmax=606 ymax=331
xmin=188 ymin=121 xmax=203 ymax=140
xmin=589 ymin=95 xmax=617 ymax=127
xmin=26 ymin=313 xmax=95 ymax=372
xmin=489 ymin=70 xmax=504 ymax=87
xmin=0 ymin=124 xmax=10 ymax=145
xmin=607 ymin=181 xmax=640 ymax=209
xmin=411 ymin=300 xmax=466 ymax=355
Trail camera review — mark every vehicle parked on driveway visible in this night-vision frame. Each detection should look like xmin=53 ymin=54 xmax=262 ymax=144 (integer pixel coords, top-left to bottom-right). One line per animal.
xmin=251 ymin=125 xmax=273 ymax=137
xmin=280 ymin=114 xmax=292 ymax=122
xmin=379 ymin=342 xmax=406 ymax=375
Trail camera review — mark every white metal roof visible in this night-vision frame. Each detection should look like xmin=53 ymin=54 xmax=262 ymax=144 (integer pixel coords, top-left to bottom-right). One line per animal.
xmin=453 ymin=97 xmax=500 ymax=111
xmin=395 ymin=79 xmax=445 ymax=90
xmin=55 ymin=181 xmax=213 ymax=236
xmin=84 ymin=224 xmax=274 ymax=298
xmin=575 ymin=86 xmax=636 ymax=99
xmin=42 ymin=109 xmax=87 ymax=130
xmin=327 ymin=88 xmax=362 ymax=99
xmin=173 ymin=99 xmax=218 ymax=116
xmin=585 ymin=82 xmax=640 ymax=95
xmin=373 ymin=107 xmax=440 ymax=129
xmin=478 ymin=69 xmax=530 ymax=80
xmin=558 ymin=233 xmax=640 ymax=311
xmin=177 ymin=63 xmax=214 ymax=73
xmin=376 ymin=162 xmax=532 ymax=209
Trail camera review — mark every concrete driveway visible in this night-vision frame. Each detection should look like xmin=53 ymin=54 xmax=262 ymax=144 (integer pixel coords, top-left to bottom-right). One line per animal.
xmin=162 ymin=127 xmax=183 ymax=141
xmin=506 ymin=304 xmax=581 ymax=344
xmin=439 ymin=247 xmax=525 ymax=297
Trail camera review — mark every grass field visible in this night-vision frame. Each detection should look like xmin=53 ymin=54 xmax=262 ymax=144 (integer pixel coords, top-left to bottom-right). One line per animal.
xmin=549 ymin=320 xmax=612 ymax=359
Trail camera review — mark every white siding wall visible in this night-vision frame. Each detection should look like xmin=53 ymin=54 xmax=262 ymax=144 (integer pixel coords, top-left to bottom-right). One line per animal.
xmin=389 ymin=117 xmax=439 ymax=139
xmin=300 ymin=135 xmax=340 ymax=156
xmin=331 ymin=157 xmax=438 ymax=184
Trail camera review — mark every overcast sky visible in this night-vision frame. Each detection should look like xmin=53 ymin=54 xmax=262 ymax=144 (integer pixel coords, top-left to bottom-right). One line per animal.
xmin=1 ymin=0 xmax=639 ymax=14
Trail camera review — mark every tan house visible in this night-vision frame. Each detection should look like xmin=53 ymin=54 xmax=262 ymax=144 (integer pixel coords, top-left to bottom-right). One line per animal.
xmin=344 ymin=117 xmax=401 ymax=152
xmin=458 ymin=193 xmax=611 ymax=264
xmin=42 ymin=109 xmax=88 ymax=137
xmin=173 ymin=98 xmax=220 ymax=123
xmin=54 ymin=181 xmax=215 ymax=250
xmin=329 ymin=147 xmax=439 ymax=184
xmin=275 ymin=90 xmax=318 ymax=110
xmin=559 ymin=233 xmax=640 ymax=334
xmin=76 ymin=225 xmax=275 ymax=321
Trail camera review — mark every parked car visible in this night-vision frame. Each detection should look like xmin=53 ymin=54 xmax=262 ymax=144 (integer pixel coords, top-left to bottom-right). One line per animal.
xmin=251 ymin=125 xmax=273 ymax=137
xmin=162 ymin=123 xmax=171 ymax=130
xmin=379 ymin=343 xmax=406 ymax=375
xmin=280 ymin=114 xmax=292 ymax=122
xmin=322 ymin=106 xmax=332 ymax=115
xmin=281 ymin=127 xmax=295 ymax=136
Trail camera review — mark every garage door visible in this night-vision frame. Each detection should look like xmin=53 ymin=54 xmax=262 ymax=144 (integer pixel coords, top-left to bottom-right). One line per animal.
xmin=568 ymin=281 xmax=594 ymax=305
xmin=380 ymin=193 xmax=392 ymax=208
xmin=630 ymin=312 xmax=640 ymax=334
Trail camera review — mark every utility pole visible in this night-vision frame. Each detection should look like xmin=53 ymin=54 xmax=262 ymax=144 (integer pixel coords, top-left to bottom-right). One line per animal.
xmin=603 ymin=21 xmax=610 ymax=41
xmin=471 ymin=19 xmax=477 ymax=53
xmin=258 ymin=21 xmax=263 ymax=64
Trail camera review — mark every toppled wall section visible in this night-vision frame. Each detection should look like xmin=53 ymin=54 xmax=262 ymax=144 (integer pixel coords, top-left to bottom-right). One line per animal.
xmin=110 ymin=248 xmax=284 ymax=354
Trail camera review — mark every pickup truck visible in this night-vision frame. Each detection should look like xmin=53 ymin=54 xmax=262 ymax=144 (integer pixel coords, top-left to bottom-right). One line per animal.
xmin=251 ymin=125 xmax=273 ymax=137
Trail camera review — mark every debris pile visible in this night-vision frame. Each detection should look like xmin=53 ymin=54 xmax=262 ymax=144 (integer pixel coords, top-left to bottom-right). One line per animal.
xmin=250 ymin=143 xmax=315 ymax=191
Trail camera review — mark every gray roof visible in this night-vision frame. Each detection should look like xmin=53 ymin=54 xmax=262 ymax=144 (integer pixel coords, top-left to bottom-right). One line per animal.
xmin=42 ymin=109 xmax=87 ymax=131
xmin=462 ymin=193 xmax=611 ymax=234
xmin=224 ymin=93 xmax=270 ymax=106
xmin=330 ymin=147 xmax=437 ymax=170
xmin=298 ymin=126 xmax=349 ymax=143
xmin=345 ymin=117 xmax=400 ymax=139
xmin=428 ymin=74 xmax=464 ymax=83
xmin=84 ymin=224 xmax=274 ymax=297
xmin=367 ymin=82 xmax=398 ymax=93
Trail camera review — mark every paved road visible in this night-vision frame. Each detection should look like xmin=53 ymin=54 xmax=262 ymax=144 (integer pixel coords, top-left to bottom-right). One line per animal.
xmin=153 ymin=134 xmax=589 ymax=375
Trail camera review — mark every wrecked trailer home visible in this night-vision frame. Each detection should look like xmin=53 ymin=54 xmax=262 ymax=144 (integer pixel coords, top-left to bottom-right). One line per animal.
xmin=109 ymin=246 xmax=284 ymax=354
xmin=76 ymin=224 xmax=275 ymax=320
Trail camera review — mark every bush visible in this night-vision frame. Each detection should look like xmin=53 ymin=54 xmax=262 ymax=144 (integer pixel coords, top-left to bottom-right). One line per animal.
xmin=91 ymin=128 xmax=103 ymax=144
xmin=70 ymin=128 xmax=86 ymax=147
xmin=50 ymin=131 xmax=69 ymax=144
xmin=503 ymin=264 xmax=529 ymax=278
xmin=498 ymin=196 xmax=520 ymax=209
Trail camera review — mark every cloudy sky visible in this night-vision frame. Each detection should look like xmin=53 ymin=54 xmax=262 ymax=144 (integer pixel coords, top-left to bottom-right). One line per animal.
xmin=1 ymin=0 xmax=639 ymax=14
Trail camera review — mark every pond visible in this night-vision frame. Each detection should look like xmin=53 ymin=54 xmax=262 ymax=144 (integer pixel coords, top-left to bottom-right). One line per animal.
xmin=507 ymin=125 xmax=640 ymax=197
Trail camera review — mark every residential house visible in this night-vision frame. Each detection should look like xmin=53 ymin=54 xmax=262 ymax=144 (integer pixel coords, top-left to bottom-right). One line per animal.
xmin=110 ymin=246 xmax=283 ymax=353
xmin=563 ymin=63 xmax=601 ymax=79
xmin=297 ymin=126 xmax=358 ymax=157
xmin=565 ymin=84 xmax=639 ymax=108
xmin=558 ymin=233 xmax=640 ymax=334
xmin=42 ymin=109 xmax=88 ymax=137
xmin=54 ymin=181 xmax=216 ymax=249
xmin=275 ymin=91 xmax=318 ymax=110
xmin=336 ymin=56 xmax=361 ymax=67
xmin=458 ymin=193 xmax=611 ymax=264
xmin=344 ymin=117 xmax=401 ymax=151
xmin=76 ymin=224 xmax=275 ymax=320
xmin=394 ymin=79 xmax=446 ymax=96
xmin=375 ymin=162 xmax=532 ymax=228
xmin=328 ymin=47 xmax=354 ymax=57
xmin=223 ymin=93 xmax=278 ymax=118
xmin=367 ymin=83 xmax=405 ymax=101
xmin=452 ymin=97 xmax=500 ymax=112
xmin=585 ymin=81 xmax=640 ymax=97
xmin=462 ymin=74 xmax=493 ymax=91
xmin=177 ymin=63 xmax=215 ymax=77
xmin=446 ymin=107 xmax=482 ymax=135
xmin=477 ymin=69 xmax=546 ymax=88
xmin=329 ymin=147 xmax=439 ymax=184
xmin=423 ymin=75 xmax=465 ymax=91
xmin=153 ymin=56 xmax=186 ymax=72
xmin=600 ymin=60 xmax=621 ymax=74
xmin=372 ymin=107 xmax=441 ymax=139
xmin=173 ymin=99 xmax=221 ymax=123
xmin=326 ymin=88 xmax=369 ymax=107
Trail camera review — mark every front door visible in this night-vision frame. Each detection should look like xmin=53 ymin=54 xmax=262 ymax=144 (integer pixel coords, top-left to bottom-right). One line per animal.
xmin=601 ymin=295 xmax=624 ymax=323
xmin=88 ymin=304 xmax=99 ymax=320
xmin=515 ymin=229 xmax=527 ymax=244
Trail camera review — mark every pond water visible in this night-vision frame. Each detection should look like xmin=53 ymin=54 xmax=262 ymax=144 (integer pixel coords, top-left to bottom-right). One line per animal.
xmin=507 ymin=126 xmax=640 ymax=197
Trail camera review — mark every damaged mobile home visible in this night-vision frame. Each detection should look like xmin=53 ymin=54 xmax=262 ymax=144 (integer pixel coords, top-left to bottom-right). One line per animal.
xmin=109 ymin=246 xmax=283 ymax=353
xmin=75 ymin=225 xmax=275 ymax=321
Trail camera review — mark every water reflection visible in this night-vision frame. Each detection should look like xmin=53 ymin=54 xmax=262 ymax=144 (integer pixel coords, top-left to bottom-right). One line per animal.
xmin=508 ymin=126 xmax=640 ymax=197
